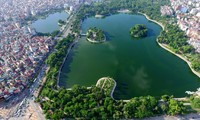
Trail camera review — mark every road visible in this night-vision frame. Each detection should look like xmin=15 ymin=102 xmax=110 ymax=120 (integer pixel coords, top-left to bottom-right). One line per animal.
xmin=62 ymin=14 xmax=75 ymax=37
xmin=62 ymin=4 xmax=83 ymax=37
xmin=0 ymin=65 xmax=48 ymax=120
xmin=30 ymin=100 xmax=45 ymax=120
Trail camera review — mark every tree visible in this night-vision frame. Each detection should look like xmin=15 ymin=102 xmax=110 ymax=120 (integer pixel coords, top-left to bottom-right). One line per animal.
xmin=192 ymin=60 xmax=200 ymax=71
xmin=191 ymin=97 xmax=200 ymax=108
xmin=160 ymin=103 xmax=168 ymax=113
xmin=130 ymin=24 xmax=148 ymax=38
xmin=86 ymin=27 xmax=105 ymax=42
xmin=167 ymin=99 xmax=185 ymax=115
xmin=161 ymin=95 xmax=172 ymax=102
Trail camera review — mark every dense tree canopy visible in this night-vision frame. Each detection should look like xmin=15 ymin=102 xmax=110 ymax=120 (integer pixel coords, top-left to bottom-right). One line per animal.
xmin=158 ymin=24 xmax=195 ymax=54
xmin=190 ymin=96 xmax=200 ymax=109
xmin=130 ymin=24 xmax=148 ymax=38
xmin=86 ymin=27 xmax=105 ymax=42
xmin=191 ymin=54 xmax=200 ymax=72
xmin=157 ymin=24 xmax=200 ymax=71
xmin=39 ymin=85 xmax=186 ymax=120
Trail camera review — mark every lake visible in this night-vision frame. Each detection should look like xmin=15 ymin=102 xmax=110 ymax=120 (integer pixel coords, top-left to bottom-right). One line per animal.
xmin=59 ymin=13 xmax=200 ymax=100
xmin=31 ymin=11 xmax=69 ymax=33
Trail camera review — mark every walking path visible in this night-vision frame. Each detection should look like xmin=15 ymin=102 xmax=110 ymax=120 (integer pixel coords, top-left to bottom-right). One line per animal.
xmin=173 ymin=97 xmax=189 ymax=101
xmin=110 ymin=79 xmax=117 ymax=100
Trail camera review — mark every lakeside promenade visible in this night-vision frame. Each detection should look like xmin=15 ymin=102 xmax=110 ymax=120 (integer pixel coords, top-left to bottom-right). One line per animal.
xmin=139 ymin=12 xmax=200 ymax=79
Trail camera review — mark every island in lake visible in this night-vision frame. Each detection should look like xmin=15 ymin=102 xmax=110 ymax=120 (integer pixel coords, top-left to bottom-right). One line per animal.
xmin=86 ymin=27 xmax=106 ymax=43
xmin=130 ymin=24 xmax=148 ymax=38
xmin=58 ymin=19 xmax=66 ymax=26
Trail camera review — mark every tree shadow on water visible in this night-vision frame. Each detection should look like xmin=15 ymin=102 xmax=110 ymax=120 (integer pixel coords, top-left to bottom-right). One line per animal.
xmin=147 ymin=28 xmax=156 ymax=37
xmin=129 ymin=28 xmax=156 ymax=40
xmin=58 ymin=43 xmax=79 ymax=87
xmin=113 ymin=81 xmax=129 ymax=100
xmin=104 ymin=31 xmax=113 ymax=42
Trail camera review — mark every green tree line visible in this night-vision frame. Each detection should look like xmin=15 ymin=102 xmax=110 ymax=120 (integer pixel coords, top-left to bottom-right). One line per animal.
xmin=38 ymin=85 xmax=185 ymax=120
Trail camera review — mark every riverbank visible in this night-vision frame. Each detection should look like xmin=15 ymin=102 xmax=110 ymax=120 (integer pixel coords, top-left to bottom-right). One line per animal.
xmin=139 ymin=12 xmax=200 ymax=79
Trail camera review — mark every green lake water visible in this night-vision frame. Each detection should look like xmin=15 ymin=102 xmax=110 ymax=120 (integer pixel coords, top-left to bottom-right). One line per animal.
xmin=31 ymin=11 xmax=69 ymax=33
xmin=58 ymin=14 xmax=200 ymax=100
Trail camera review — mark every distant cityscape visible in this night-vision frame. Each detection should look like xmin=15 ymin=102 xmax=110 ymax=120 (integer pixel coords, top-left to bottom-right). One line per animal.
xmin=0 ymin=0 xmax=91 ymax=100
xmin=161 ymin=0 xmax=200 ymax=53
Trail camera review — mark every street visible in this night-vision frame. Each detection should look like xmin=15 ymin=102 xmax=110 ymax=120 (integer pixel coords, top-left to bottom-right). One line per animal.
xmin=0 ymin=65 xmax=47 ymax=120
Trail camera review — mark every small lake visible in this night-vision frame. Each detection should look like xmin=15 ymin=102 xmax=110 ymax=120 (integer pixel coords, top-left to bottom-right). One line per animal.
xmin=59 ymin=14 xmax=200 ymax=100
xmin=31 ymin=11 xmax=69 ymax=33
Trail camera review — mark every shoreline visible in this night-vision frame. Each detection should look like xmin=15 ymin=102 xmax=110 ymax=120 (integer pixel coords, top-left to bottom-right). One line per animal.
xmin=86 ymin=34 xmax=106 ymax=43
xmin=110 ymin=79 xmax=117 ymax=99
xmin=139 ymin=12 xmax=200 ymax=79
xmin=86 ymin=38 xmax=106 ymax=43
xmin=57 ymin=12 xmax=79 ymax=87
xmin=157 ymin=42 xmax=200 ymax=78
xmin=57 ymin=39 xmax=78 ymax=87
xmin=138 ymin=12 xmax=165 ymax=30
xmin=118 ymin=9 xmax=131 ymax=13
xmin=95 ymin=14 xmax=104 ymax=18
